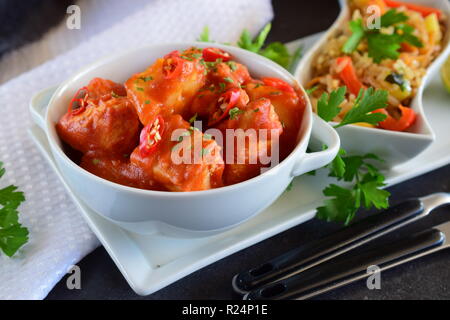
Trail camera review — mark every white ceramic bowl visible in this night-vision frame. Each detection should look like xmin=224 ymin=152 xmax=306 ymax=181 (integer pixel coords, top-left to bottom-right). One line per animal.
xmin=30 ymin=42 xmax=340 ymax=237
xmin=295 ymin=0 xmax=450 ymax=168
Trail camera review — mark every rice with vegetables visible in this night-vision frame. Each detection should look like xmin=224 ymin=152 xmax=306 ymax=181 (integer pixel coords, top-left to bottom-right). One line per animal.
xmin=307 ymin=0 xmax=446 ymax=131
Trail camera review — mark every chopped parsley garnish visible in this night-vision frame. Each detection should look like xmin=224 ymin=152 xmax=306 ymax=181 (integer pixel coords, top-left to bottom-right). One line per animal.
xmin=227 ymin=61 xmax=237 ymax=71
xmin=111 ymin=91 xmax=120 ymax=98
xmin=139 ymin=76 xmax=153 ymax=82
xmin=181 ymin=55 xmax=193 ymax=61
xmin=92 ymin=159 xmax=100 ymax=165
xmin=136 ymin=87 xmax=144 ymax=92
xmin=219 ymin=82 xmax=226 ymax=92
xmin=144 ymin=100 xmax=151 ymax=104
xmin=189 ymin=113 xmax=198 ymax=123
xmin=342 ymin=9 xmax=423 ymax=63
xmin=0 ymin=162 xmax=29 ymax=257
xmin=229 ymin=107 xmax=244 ymax=119
xmin=269 ymin=91 xmax=282 ymax=96
xmin=306 ymin=86 xmax=318 ymax=95
xmin=224 ymin=77 xmax=234 ymax=83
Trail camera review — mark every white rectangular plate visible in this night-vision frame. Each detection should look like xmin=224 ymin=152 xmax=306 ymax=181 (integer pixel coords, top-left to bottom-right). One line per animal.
xmin=29 ymin=33 xmax=450 ymax=295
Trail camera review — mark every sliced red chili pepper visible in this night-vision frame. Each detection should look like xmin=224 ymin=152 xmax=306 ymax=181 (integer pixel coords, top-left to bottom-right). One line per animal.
xmin=208 ymin=88 xmax=241 ymax=126
xmin=139 ymin=115 xmax=165 ymax=157
xmin=261 ymin=77 xmax=295 ymax=94
xmin=202 ymin=47 xmax=232 ymax=62
xmin=374 ymin=105 xmax=416 ymax=131
xmin=68 ymin=86 xmax=89 ymax=115
xmin=162 ymin=52 xmax=184 ymax=79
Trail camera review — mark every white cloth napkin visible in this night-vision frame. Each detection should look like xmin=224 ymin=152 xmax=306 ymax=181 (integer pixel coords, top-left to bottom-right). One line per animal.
xmin=0 ymin=0 xmax=273 ymax=300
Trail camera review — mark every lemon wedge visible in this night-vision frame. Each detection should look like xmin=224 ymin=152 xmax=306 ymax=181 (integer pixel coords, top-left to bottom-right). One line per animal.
xmin=441 ymin=54 xmax=450 ymax=94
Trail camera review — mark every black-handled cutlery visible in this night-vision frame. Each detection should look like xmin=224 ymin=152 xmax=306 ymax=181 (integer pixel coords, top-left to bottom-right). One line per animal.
xmin=232 ymin=193 xmax=450 ymax=299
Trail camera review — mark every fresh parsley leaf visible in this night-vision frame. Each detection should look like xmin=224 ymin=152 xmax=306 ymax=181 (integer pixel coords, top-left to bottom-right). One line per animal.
xmin=316 ymin=152 xmax=390 ymax=225
xmin=0 ymin=225 xmax=29 ymax=257
xmin=288 ymin=45 xmax=303 ymax=72
xmin=396 ymin=23 xmax=423 ymax=48
xmin=335 ymin=87 xmax=388 ymax=128
xmin=359 ymin=177 xmax=390 ymax=209
xmin=316 ymin=184 xmax=359 ymax=225
xmin=366 ymin=32 xmax=402 ymax=63
xmin=317 ymin=86 xmax=346 ymax=122
xmin=342 ymin=19 xmax=365 ymax=54
xmin=342 ymin=9 xmax=423 ymax=63
xmin=238 ymin=23 xmax=271 ymax=53
xmin=0 ymin=162 xmax=28 ymax=257
xmin=327 ymin=148 xmax=346 ymax=179
xmin=197 ymin=23 xmax=301 ymax=70
xmin=380 ymin=9 xmax=408 ymax=27
xmin=260 ymin=42 xmax=292 ymax=69
xmin=197 ymin=26 xmax=210 ymax=42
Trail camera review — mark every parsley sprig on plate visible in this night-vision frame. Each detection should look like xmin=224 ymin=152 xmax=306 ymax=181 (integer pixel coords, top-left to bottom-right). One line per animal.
xmin=198 ymin=24 xmax=302 ymax=71
xmin=313 ymin=87 xmax=391 ymax=225
xmin=317 ymin=86 xmax=388 ymax=128
xmin=317 ymin=149 xmax=390 ymax=225
xmin=0 ymin=162 xmax=29 ymax=257
xmin=343 ymin=9 xmax=423 ymax=63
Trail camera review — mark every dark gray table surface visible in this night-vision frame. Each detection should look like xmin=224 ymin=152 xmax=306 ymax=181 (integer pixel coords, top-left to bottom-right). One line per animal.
xmin=46 ymin=0 xmax=450 ymax=300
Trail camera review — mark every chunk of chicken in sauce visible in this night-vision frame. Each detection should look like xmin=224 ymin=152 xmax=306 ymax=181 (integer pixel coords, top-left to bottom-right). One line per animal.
xmin=131 ymin=114 xmax=224 ymax=191
xmin=190 ymin=87 xmax=249 ymax=126
xmin=56 ymin=78 xmax=140 ymax=157
xmin=245 ymin=79 xmax=305 ymax=159
xmin=81 ymin=155 xmax=164 ymax=190
xmin=217 ymin=98 xmax=283 ymax=185
xmin=207 ymin=61 xmax=251 ymax=88
xmin=125 ymin=48 xmax=206 ymax=125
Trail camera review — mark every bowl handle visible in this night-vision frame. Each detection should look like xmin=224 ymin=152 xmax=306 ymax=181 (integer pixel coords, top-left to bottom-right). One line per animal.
xmin=29 ymin=86 xmax=58 ymax=130
xmin=291 ymin=114 xmax=340 ymax=177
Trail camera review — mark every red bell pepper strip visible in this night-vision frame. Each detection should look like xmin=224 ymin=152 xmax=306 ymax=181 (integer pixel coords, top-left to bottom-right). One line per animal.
xmin=208 ymin=88 xmax=241 ymax=126
xmin=139 ymin=116 xmax=165 ymax=157
xmin=261 ymin=77 xmax=295 ymax=93
xmin=374 ymin=105 xmax=416 ymax=131
xmin=336 ymin=56 xmax=365 ymax=96
xmin=202 ymin=47 xmax=232 ymax=62
xmin=384 ymin=0 xmax=442 ymax=18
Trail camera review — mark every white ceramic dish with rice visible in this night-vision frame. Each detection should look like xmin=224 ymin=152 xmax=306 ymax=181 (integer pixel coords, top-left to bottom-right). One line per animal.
xmin=295 ymin=0 xmax=450 ymax=167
